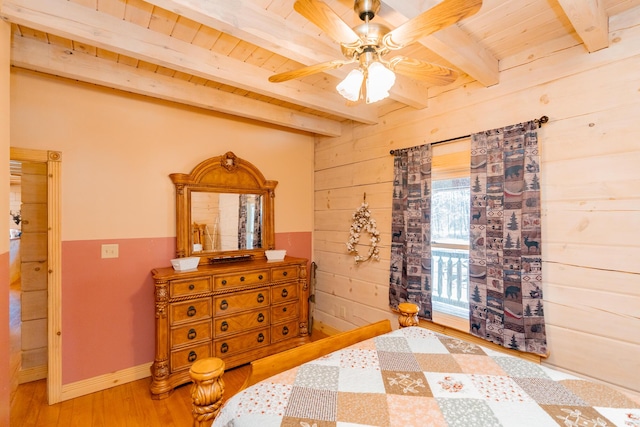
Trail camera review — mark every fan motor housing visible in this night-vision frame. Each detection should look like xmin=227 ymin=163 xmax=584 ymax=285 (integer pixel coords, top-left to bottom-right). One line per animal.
xmin=340 ymin=22 xmax=390 ymax=60
xmin=354 ymin=0 xmax=381 ymax=21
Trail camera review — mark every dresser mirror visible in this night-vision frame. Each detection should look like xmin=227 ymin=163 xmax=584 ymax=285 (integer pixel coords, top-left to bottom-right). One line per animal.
xmin=171 ymin=151 xmax=277 ymax=263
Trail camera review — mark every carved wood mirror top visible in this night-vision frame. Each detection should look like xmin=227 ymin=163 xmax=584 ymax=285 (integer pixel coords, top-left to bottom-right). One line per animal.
xmin=171 ymin=152 xmax=277 ymax=264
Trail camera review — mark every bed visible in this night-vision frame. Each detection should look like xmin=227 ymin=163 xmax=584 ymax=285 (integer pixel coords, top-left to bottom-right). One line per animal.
xmin=190 ymin=316 xmax=640 ymax=427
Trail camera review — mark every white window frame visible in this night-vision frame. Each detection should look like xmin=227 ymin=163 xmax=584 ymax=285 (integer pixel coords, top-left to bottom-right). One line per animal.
xmin=430 ymin=139 xmax=471 ymax=332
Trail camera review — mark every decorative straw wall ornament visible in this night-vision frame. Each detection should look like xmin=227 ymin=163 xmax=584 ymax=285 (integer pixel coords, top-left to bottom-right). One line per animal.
xmin=346 ymin=194 xmax=381 ymax=264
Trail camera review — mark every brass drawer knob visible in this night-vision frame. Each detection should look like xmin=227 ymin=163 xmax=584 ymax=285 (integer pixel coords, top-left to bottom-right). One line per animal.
xmin=257 ymin=333 xmax=265 ymax=343
xmin=189 ymin=284 xmax=195 ymax=290
xmin=188 ymin=351 xmax=197 ymax=362
xmin=282 ymin=271 xmax=288 ymax=277
xmin=258 ymin=275 xmax=263 ymax=280
xmin=220 ymin=343 xmax=229 ymax=354
xmin=257 ymin=313 xmax=265 ymax=323
xmin=257 ymin=293 xmax=265 ymax=303
xmin=221 ymin=279 xmax=227 ymax=285
xmin=187 ymin=306 xmax=197 ymax=317
xmin=220 ymin=321 xmax=229 ymax=332
xmin=220 ymin=300 xmax=228 ymax=310
xmin=281 ymin=289 xmax=288 ymax=298
xmin=282 ymin=326 xmax=289 ymax=336
xmin=187 ymin=329 xmax=197 ymax=340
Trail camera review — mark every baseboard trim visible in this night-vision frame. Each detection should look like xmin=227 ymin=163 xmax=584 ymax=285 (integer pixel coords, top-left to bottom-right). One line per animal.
xmin=59 ymin=362 xmax=152 ymax=402
xmin=18 ymin=365 xmax=48 ymax=384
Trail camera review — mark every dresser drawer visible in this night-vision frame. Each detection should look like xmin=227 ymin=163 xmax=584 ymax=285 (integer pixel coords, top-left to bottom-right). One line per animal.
xmin=272 ymin=283 xmax=298 ymax=304
xmin=271 ymin=320 xmax=299 ymax=344
xmin=214 ymin=328 xmax=270 ymax=357
xmin=214 ymin=269 xmax=269 ymax=289
xmin=170 ymin=319 xmax=212 ymax=348
xmin=170 ymin=298 xmax=212 ymax=324
xmin=271 ymin=301 xmax=298 ymax=323
xmin=170 ymin=342 xmax=211 ymax=372
xmin=214 ymin=309 xmax=270 ymax=337
xmin=213 ymin=288 xmax=270 ymax=315
xmin=169 ymin=277 xmax=211 ymax=298
xmin=271 ymin=265 xmax=299 ymax=282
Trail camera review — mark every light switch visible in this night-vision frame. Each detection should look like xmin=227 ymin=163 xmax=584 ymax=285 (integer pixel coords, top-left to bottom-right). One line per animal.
xmin=101 ymin=244 xmax=119 ymax=259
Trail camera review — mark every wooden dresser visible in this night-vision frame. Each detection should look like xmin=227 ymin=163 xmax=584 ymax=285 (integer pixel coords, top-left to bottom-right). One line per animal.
xmin=150 ymin=256 xmax=310 ymax=399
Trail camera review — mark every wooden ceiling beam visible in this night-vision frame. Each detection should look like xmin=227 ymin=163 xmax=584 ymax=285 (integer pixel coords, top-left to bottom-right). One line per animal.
xmin=556 ymin=0 xmax=609 ymax=52
xmin=145 ymin=0 xmax=431 ymax=109
xmin=1 ymin=0 xmax=378 ymax=124
xmin=11 ymin=36 xmax=344 ymax=137
xmin=380 ymin=0 xmax=499 ymax=87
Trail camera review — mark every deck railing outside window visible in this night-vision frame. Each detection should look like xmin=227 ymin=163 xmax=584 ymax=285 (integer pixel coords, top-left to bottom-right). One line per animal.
xmin=431 ymin=176 xmax=470 ymax=319
xmin=432 ymin=248 xmax=469 ymax=317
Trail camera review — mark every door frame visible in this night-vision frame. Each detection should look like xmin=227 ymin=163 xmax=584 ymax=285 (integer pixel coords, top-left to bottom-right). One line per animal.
xmin=10 ymin=147 xmax=62 ymax=405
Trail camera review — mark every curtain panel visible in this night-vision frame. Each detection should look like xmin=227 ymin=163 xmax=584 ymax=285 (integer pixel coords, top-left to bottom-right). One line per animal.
xmin=469 ymin=121 xmax=547 ymax=355
xmin=389 ymin=145 xmax=433 ymax=319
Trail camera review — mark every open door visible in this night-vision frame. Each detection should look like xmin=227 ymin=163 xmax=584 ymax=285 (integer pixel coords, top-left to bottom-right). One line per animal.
xmin=10 ymin=147 xmax=61 ymax=404
xmin=18 ymin=161 xmax=48 ymax=381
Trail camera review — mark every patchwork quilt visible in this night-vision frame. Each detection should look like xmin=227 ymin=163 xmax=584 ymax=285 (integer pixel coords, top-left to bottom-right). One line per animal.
xmin=213 ymin=327 xmax=640 ymax=427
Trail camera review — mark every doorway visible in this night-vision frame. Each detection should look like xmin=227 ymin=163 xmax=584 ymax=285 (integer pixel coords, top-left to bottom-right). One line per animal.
xmin=9 ymin=147 xmax=62 ymax=405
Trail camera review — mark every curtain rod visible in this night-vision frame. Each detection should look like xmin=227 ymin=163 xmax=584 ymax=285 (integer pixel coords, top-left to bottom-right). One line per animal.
xmin=389 ymin=115 xmax=548 ymax=155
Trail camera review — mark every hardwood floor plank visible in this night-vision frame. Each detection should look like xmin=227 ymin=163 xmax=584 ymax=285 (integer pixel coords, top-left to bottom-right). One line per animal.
xmin=90 ymin=390 xmax=106 ymax=427
xmin=69 ymin=393 xmax=94 ymax=427
xmin=102 ymin=384 xmax=128 ymax=427
xmin=55 ymin=399 xmax=75 ymax=427
xmin=10 ymin=380 xmax=36 ymax=425
xmin=132 ymin=381 xmax=170 ymax=427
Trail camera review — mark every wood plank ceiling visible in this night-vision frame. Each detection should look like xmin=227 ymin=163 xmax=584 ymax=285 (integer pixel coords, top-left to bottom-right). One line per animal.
xmin=2 ymin=0 xmax=639 ymax=136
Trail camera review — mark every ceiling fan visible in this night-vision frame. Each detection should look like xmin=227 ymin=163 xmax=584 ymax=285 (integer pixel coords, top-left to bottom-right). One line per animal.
xmin=269 ymin=0 xmax=482 ymax=103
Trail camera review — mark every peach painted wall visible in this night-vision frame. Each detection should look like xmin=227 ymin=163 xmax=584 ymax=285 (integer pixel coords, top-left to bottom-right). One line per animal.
xmin=10 ymin=68 xmax=314 ymax=385
xmin=1 ymin=18 xmax=11 ymax=426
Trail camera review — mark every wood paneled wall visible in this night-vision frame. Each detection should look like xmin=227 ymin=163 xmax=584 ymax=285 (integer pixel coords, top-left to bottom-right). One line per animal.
xmin=313 ymin=8 xmax=640 ymax=394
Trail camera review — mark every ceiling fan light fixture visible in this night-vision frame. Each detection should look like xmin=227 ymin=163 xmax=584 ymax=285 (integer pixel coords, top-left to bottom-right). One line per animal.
xmin=337 ymin=68 xmax=365 ymax=101
xmin=365 ymin=61 xmax=396 ymax=103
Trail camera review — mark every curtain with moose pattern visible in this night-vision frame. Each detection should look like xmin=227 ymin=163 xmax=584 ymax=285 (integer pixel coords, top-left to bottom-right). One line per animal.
xmin=468 ymin=121 xmax=547 ymax=355
xmin=389 ymin=144 xmax=433 ymax=320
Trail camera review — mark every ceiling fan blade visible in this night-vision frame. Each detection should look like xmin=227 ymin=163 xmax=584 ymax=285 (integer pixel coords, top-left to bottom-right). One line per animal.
xmin=384 ymin=0 xmax=482 ymax=49
xmin=294 ymin=0 xmax=361 ymax=46
xmin=268 ymin=60 xmax=352 ymax=83
xmin=387 ymin=56 xmax=458 ymax=86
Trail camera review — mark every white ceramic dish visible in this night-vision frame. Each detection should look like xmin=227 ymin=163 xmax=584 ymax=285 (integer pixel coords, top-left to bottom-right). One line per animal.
xmin=171 ymin=256 xmax=200 ymax=271
xmin=265 ymin=250 xmax=286 ymax=261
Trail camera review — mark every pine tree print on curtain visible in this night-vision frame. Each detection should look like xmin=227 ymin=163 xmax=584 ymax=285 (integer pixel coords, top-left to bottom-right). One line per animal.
xmin=389 ymin=145 xmax=433 ymax=319
xmin=469 ymin=121 xmax=546 ymax=355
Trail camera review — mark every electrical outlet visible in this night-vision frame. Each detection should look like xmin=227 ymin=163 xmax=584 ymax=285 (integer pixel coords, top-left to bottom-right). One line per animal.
xmin=339 ymin=306 xmax=347 ymax=319
xmin=101 ymin=243 xmax=119 ymax=259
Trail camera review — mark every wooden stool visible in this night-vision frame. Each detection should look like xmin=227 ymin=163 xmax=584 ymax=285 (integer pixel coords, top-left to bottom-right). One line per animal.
xmin=398 ymin=302 xmax=419 ymax=328
xmin=189 ymin=357 xmax=225 ymax=427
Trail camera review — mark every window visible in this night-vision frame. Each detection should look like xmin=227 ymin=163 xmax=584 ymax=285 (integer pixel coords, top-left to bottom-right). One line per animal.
xmin=431 ymin=140 xmax=470 ymax=327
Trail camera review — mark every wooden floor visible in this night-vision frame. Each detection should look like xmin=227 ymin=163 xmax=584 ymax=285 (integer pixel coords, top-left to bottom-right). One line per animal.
xmin=10 ymin=330 xmax=328 ymax=427
xmin=10 ymin=365 xmax=246 ymax=427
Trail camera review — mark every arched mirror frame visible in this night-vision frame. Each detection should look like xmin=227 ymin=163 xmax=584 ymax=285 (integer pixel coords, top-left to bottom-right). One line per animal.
xmin=170 ymin=151 xmax=277 ymax=264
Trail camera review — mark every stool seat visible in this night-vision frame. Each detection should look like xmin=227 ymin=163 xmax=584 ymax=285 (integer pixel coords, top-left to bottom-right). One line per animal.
xmin=397 ymin=302 xmax=420 ymax=328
